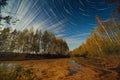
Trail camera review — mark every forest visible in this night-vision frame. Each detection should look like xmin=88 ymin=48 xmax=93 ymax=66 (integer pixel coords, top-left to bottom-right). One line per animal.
xmin=71 ymin=16 xmax=120 ymax=57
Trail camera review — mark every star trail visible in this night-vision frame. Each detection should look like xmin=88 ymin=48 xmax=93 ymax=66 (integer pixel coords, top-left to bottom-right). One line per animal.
xmin=0 ymin=0 xmax=117 ymax=50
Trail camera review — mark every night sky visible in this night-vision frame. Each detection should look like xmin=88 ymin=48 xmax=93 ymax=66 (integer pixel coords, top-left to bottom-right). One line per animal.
xmin=1 ymin=0 xmax=117 ymax=50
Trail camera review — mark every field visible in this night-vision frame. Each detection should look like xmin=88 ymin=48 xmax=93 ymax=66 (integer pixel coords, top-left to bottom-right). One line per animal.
xmin=0 ymin=57 xmax=120 ymax=80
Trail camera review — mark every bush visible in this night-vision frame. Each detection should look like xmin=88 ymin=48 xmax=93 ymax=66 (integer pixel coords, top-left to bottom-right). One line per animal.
xmin=0 ymin=63 xmax=22 ymax=80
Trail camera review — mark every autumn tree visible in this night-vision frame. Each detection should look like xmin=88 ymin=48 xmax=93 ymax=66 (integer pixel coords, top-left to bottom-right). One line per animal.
xmin=72 ymin=16 xmax=120 ymax=57
xmin=0 ymin=27 xmax=69 ymax=56
xmin=0 ymin=27 xmax=10 ymax=52
xmin=41 ymin=31 xmax=55 ymax=54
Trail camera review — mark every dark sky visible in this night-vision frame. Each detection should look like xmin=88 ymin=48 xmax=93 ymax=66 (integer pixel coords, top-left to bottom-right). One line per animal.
xmin=1 ymin=0 xmax=117 ymax=50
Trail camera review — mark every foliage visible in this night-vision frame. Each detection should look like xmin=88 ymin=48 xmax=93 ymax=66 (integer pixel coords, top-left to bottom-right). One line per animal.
xmin=0 ymin=28 xmax=69 ymax=56
xmin=72 ymin=16 xmax=120 ymax=57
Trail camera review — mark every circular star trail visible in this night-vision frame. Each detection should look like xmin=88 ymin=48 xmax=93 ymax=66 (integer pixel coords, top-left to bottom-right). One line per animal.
xmin=0 ymin=0 xmax=117 ymax=50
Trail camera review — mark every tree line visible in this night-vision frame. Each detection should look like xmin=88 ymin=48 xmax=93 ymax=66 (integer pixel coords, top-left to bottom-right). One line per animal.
xmin=71 ymin=16 xmax=120 ymax=57
xmin=0 ymin=27 xmax=69 ymax=55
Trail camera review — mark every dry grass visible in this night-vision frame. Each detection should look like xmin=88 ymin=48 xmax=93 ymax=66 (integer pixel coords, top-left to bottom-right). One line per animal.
xmin=73 ymin=56 xmax=120 ymax=80
xmin=1 ymin=57 xmax=119 ymax=80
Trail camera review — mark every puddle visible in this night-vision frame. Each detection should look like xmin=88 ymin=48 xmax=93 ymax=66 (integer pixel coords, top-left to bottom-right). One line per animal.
xmin=69 ymin=59 xmax=85 ymax=74
xmin=69 ymin=69 xmax=77 ymax=76
xmin=69 ymin=60 xmax=76 ymax=65
xmin=68 ymin=59 xmax=84 ymax=76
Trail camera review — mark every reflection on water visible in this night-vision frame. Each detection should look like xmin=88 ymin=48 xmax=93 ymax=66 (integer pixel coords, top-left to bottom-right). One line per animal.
xmin=69 ymin=59 xmax=76 ymax=65
xmin=69 ymin=69 xmax=77 ymax=76
xmin=68 ymin=59 xmax=84 ymax=76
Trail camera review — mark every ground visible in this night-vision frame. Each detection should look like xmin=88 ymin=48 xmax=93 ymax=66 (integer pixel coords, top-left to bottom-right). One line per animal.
xmin=0 ymin=57 xmax=120 ymax=80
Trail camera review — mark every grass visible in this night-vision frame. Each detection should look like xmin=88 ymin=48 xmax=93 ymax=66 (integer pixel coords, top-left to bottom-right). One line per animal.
xmin=0 ymin=63 xmax=21 ymax=80
xmin=0 ymin=56 xmax=120 ymax=80
xmin=72 ymin=55 xmax=120 ymax=80
xmin=0 ymin=63 xmax=36 ymax=80
xmin=0 ymin=59 xmax=70 ymax=80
